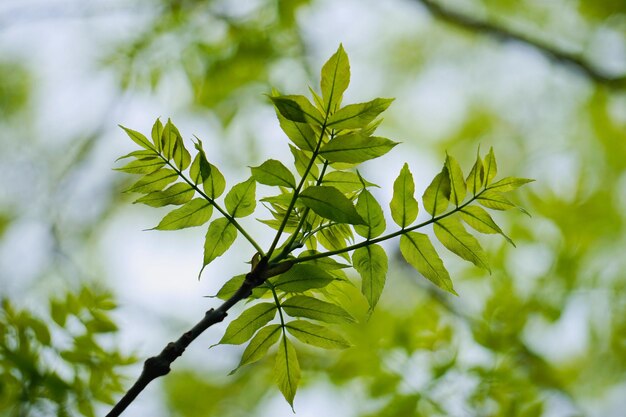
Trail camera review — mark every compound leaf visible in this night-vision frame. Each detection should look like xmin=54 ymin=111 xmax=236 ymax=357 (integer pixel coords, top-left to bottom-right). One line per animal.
xmin=251 ymin=159 xmax=296 ymax=188
xmin=352 ymin=244 xmax=388 ymax=309
xmin=281 ymin=295 xmax=354 ymax=324
xmin=299 ymin=186 xmax=365 ymax=225
xmin=400 ymin=232 xmax=456 ymax=295
xmin=225 ymin=177 xmax=256 ymax=218
xmin=390 ymin=163 xmax=418 ymax=227
xmin=434 ymin=217 xmax=490 ymax=271
xmin=154 ymin=198 xmax=212 ymax=230
xmin=285 ymin=320 xmax=350 ymax=349
xmin=319 ymin=134 xmax=398 ymax=163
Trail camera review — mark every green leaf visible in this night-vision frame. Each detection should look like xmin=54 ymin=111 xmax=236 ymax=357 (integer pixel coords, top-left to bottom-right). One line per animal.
xmin=115 ymin=149 xmax=156 ymax=161
xmin=319 ymin=133 xmax=398 ymax=163
xmin=251 ymin=159 xmax=296 ymax=188
xmin=400 ymin=232 xmax=456 ymax=295
xmin=282 ymin=295 xmax=354 ymax=324
xmin=299 ymin=186 xmax=365 ymax=225
xmin=352 ymin=244 xmax=388 ymax=309
xmin=484 ymin=147 xmax=497 ymax=186
xmin=445 ymin=154 xmax=466 ymax=206
xmin=321 ymin=44 xmax=350 ymax=112
xmin=115 ymin=156 xmax=164 ymax=174
xmin=203 ymin=218 xmax=238 ymax=267
xmin=125 ymin=168 xmax=178 ymax=194
xmin=270 ymin=95 xmax=323 ymax=125
xmin=214 ymin=274 xmax=268 ymax=300
xmin=487 ymin=177 xmax=534 ymax=192
xmin=134 ymin=183 xmax=194 ymax=207
xmin=274 ymin=335 xmax=300 ymax=409
xmin=50 ymin=301 xmax=67 ymax=327
xmin=231 ymin=324 xmax=282 ymax=373
xmin=218 ymin=303 xmax=277 ymax=345
xmin=202 ymin=163 xmax=226 ymax=199
xmin=151 ymin=118 xmax=163 ymax=151
xmin=154 ymin=198 xmax=213 ymax=230
xmin=422 ymin=166 xmax=451 ymax=216
xmin=278 ymin=114 xmax=317 ymax=152
xmin=172 ymin=136 xmax=191 ymax=171
xmin=434 ymin=217 xmax=490 ymax=271
xmin=459 ymin=205 xmax=514 ymax=246
xmin=189 ymin=140 xmax=212 ymax=185
xmin=390 ymin=163 xmax=418 ymax=227
xmin=326 ymin=98 xmax=394 ymax=130
xmin=466 ymin=151 xmax=485 ymax=195
xmin=161 ymin=119 xmax=181 ymax=160
xmin=477 ymin=190 xmax=517 ymax=211
xmin=322 ymin=171 xmax=378 ymax=194
xmin=272 ymin=264 xmax=334 ymax=292
xmin=297 ymin=252 xmax=351 ymax=270
xmin=290 ymin=145 xmax=319 ymax=180
xmin=119 ymin=125 xmax=154 ymax=150
xmin=354 ymin=189 xmax=386 ymax=239
xmin=285 ymin=320 xmax=350 ymax=349
xmin=225 ymin=178 xmax=256 ymax=217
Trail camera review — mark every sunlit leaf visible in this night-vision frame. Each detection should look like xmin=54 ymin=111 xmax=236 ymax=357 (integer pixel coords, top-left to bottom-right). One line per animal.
xmin=319 ymin=133 xmax=398 ymax=163
xmin=327 ymin=98 xmax=394 ymax=130
xmin=299 ymin=186 xmax=365 ymax=225
xmin=231 ymin=324 xmax=281 ymax=374
xmin=154 ymin=198 xmax=212 ymax=230
xmin=202 ymin=163 xmax=226 ymax=199
xmin=213 ymin=274 xmax=268 ymax=300
xmin=161 ymin=119 xmax=181 ymax=160
xmin=445 ymin=154 xmax=466 ymax=206
xmin=172 ymin=137 xmax=191 ymax=171
xmin=271 ymin=95 xmax=323 ymax=125
xmin=484 ymin=147 xmax=497 ymax=186
xmin=400 ymin=232 xmax=456 ymax=295
xmin=422 ymin=165 xmax=451 ymax=216
xmin=487 ymin=177 xmax=534 ymax=192
xmin=459 ymin=205 xmax=514 ymax=246
xmin=251 ymin=159 xmax=296 ymax=188
xmin=203 ymin=218 xmax=237 ymax=267
xmin=189 ymin=140 xmax=212 ymax=185
xmin=390 ymin=163 xmax=418 ymax=227
xmin=321 ymin=44 xmax=350 ymax=112
xmin=225 ymin=178 xmax=256 ymax=218
xmin=151 ymin=118 xmax=163 ymax=152
xmin=434 ymin=217 xmax=490 ymax=271
xmin=125 ymin=169 xmax=178 ymax=194
xmin=297 ymin=252 xmax=351 ymax=270
xmin=352 ymin=244 xmax=388 ymax=309
xmin=115 ymin=156 xmax=164 ymax=174
xmin=119 ymin=125 xmax=154 ymax=150
xmin=285 ymin=320 xmax=350 ymax=349
xmin=272 ymin=264 xmax=334 ymax=292
xmin=278 ymin=113 xmax=317 ymax=152
xmin=218 ymin=303 xmax=277 ymax=345
xmin=282 ymin=295 xmax=354 ymax=323
xmin=290 ymin=145 xmax=319 ymax=180
xmin=477 ymin=190 xmax=517 ymax=211
xmin=274 ymin=335 xmax=300 ymax=409
xmin=466 ymin=151 xmax=485 ymax=195
xmin=322 ymin=171 xmax=378 ymax=194
xmin=134 ymin=183 xmax=194 ymax=207
xmin=354 ymin=189 xmax=386 ymax=239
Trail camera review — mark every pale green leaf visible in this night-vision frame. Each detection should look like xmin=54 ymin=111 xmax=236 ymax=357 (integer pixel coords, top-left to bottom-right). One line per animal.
xmin=151 ymin=118 xmax=163 ymax=152
xmin=272 ymin=264 xmax=334 ymax=292
xmin=487 ymin=177 xmax=534 ymax=192
xmin=231 ymin=324 xmax=281 ymax=373
xmin=422 ymin=166 xmax=451 ymax=216
xmin=297 ymin=252 xmax=351 ymax=270
xmin=115 ymin=156 xmax=164 ymax=174
xmin=203 ymin=218 xmax=237 ymax=267
xmin=354 ymin=189 xmax=386 ymax=239
xmin=282 ymin=295 xmax=354 ymax=323
xmin=161 ymin=119 xmax=181 ymax=160
xmin=285 ymin=320 xmax=350 ymax=349
xmin=274 ymin=335 xmax=300 ymax=409
xmin=466 ymin=151 xmax=485 ymax=195
xmin=115 ymin=149 xmax=155 ymax=161
xmin=119 ymin=125 xmax=154 ymax=150
xmin=459 ymin=205 xmax=514 ymax=246
xmin=213 ymin=274 xmax=268 ymax=300
xmin=125 ymin=168 xmax=178 ymax=194
xmin=321 ymin=171 xmax=378 ymax=194
xmin=202 ymin=162 xmax=226 ymax=199
xmin=189 ymin=140 xmax=212 ymax=185
xmin=271 ymin=95 xmax=323 ymax=125
xmin=154 ymin=198 xmax=213 ymax=230
xmin=172 ymin=137 xmax=191 ymax=171
xmin=400 ymin=232 xmax=456 ymax=295
xmin=321 ymin=44 xmax=350 ymax=112
xmin=299 ymin=186 xmax=365 ymax=225
xmin=352 ymin=244 xmax=388 ymax=309
xmin=326 ymin=98 xmax=394 ymax=130
xmin=446 ymin=154 xmax=466 ymax=206
xmin=251 ymin=159 xmax=296 ymax=188
xmin=290 ymin=145 xmax=319 ymax=180
xmin=484 ymin=147 xmax=497 ymax=186
xmin=218 ymin=303 xmax=277 ymax=345
xmin=390 ymin=163 xmax=418 ymax=227
xmin=477 ymin=190 xmax=517 ymax=211
xmin=319 ymin=133 xmax=398 ymax=163
xmin=434 ymin=216 xmax=490 ymax=271
xmin=134 ymin=183 xmax=194 ymax=207
xmin=278 ymin=113 xmax=317 ymax=152
xmin=225 ymin=177 xmax=256 ymax=218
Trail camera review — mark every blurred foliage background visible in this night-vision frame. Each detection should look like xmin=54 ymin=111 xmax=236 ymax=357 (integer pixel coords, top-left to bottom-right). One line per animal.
xmin=0 ymin=0 xmax=625 ymax=416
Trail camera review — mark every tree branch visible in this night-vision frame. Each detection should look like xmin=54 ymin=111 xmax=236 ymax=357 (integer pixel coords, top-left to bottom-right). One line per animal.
xmin=415 ymin=0 xmax=626 ymax=88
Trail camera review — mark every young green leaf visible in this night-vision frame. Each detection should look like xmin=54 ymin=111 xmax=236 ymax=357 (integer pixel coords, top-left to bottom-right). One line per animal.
xmin=125 ymin=168 xmax=178 ymax=194
xmin=466 ymin=151 xmax=485 ymax=195
xmin=251 ymin=159 xmax=296 ymax=188
xmin=484 ymin=147 xmax=497 ymax=186
xmin=189 ymin=141 xmax=212 ymax=185
xmin=400 ymin=232 xmax=456 ymax=295
xmin=320 ymin=44 xmax=350 ymax=113
xmin=322 ymin=171 xmax=378 ymax=194
xmin=319 ymin=134 xmax=398 ymax=163
xmin=271 ymin=95 xmax=323 ymax=125
xmin=217 ymin=303 xmax=277 ymax=345
xmin=214 ymin=274 xmax=268 ymax=300
xmin=285 ymin=320 xmax=351 ymax=349
xmin=354 ymin=189 xmax=386 ymax=239
xmin=278 ymin=114 xmax=317 ymax=152
xmin=116 ymin=149 xmax=156 ymax=161
xmin=326 ymin=98 xmax=394 ymax=130
xmin=487 ymin=177 xmax=534 ymax=193
xmin=274 ymin=335 xmax=300 ymax=409
xmin=281 ymin=295 xmax=354 ymax=324
xmin=352 ymin=244 xmax=388 ymax=309
xmin=202 ymin=162 xmax=226 ymax=199
xmin=153 ymin=198 xmax=213 ymax=230
xmin=297 ymin=251 xmax=351 ymax=270
xmin=134 ymin=183 xmax=194 ymax=207
xmin=299 ymin=186 xmax=365 ymax=225
xmin=231 ymin=324 xmax=282 ymax=374
xmin=203 ymin=218 xmax=238 ymax=267
xmin=151 ymin=118 xmax=163 ymax=152
xmin=272 ymin=264 xmax=334 ymax=292
xmin=172 ymin=137 xmax=191 ymax=171
xmin=119 ymin=125 xmax=155 ymax=150
xmin=225 ymin=177 xmax=256 ymax=218
xmin=445 ymin=154 xmax=466 ymax=206
xmin=390 ymin=163 xmax=418 ymax=228
xmin=161 ymin=119 xmax=181 ymax=160
xmin=433 ymin=217 xmax=490 ymax=271
xmin=115 ymin=156 xmax=164 ymax=175
xmin=459 ymin=205 xmax=514 ymax=246
xmin=290 ymin=145 xmax=319 ymax=180
xmin=422 ymin=165 xmax=451 ymax=216
xmin=477 ymin=190 xmax=517 ymax=211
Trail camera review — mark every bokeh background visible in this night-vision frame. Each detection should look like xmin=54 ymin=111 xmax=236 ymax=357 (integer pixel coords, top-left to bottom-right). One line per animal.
xmin=1 ymin=0 xmax=625 ymax=416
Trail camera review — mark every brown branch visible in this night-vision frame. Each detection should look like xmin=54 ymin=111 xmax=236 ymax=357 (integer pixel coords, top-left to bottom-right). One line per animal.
xmin=415 ymin=0 xmax=626 ymax=89
xmin=106 ymin=258 xmax=293 ymax=417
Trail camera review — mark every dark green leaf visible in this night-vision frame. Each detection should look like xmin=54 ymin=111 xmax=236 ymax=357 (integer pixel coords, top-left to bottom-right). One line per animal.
xmin=299 ymin=186 xmax=365 ymax=225
xmin=271 ymin=95 xmax=323 ymax=124
xmin=321 ymin=44 xmax=350 ymax=112
xmin=354 ymin=189 xmax=386 ymax=239
xmin=352 ymin=244 xmax=388 ymax=309
xmin=326 ymin=98 xmax=394 ymax=130
xmin=218 ymin=303 xmax=277 ymax=345
xmin=434 ymin=217 xmax=490 ymax=271
xmin=251 ymin=159 xmax=296 ymax=188
xmin=154 ymin=198 xmax=212 ymax=230
xmin=272 ymin=264 xmax=334 ymax=292
xmin=459 ymin=205 xmax=514 ymax=246
xmin=125 ymin=169 xmax=178 ymax=194
xmin=203 ymin=218 xmax=237 ymax=267
xmin=400 ymin=232 xmax=456 ymax=295
xmin=390 ymin=163 xmax=418 ymax=227
xmin=274 ymin=335 xmax=300 ymax=409
xmin=422 ymin=166 xmax=451 ymax=216
xmin=446 ymin=154 xmax=466 ymax=206
xmin=319 ymin=133 xmax=398 ymax=163
xmin=119 ymin=125 xmax=154 ymax=150
xmin=134 ymin=183 xmax=194 ymax=207
xmin=285 ymin=320 xmax=350 ymax=349
xmin=115 ymin=156 xmax=164 ymax=174
xmin=225 ymin=177 xmax=256 ymax=217
xmin=231 ymin=324 xmax=281 ymax=373
xmin=282 ymin=295 xmax=354 ymax=323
